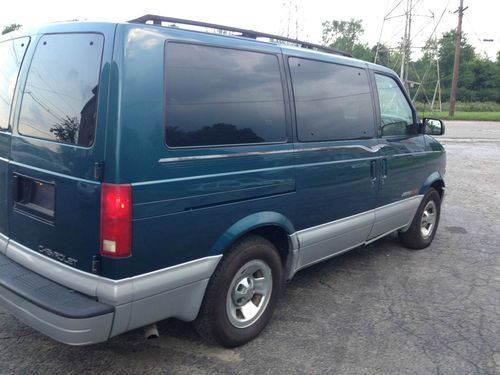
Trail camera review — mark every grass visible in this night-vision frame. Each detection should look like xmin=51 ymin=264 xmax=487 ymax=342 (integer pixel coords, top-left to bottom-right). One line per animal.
xmin=415 ymin=101 xmax=500 ymax=112
xmin=415 ymin=101 xmax=500 ymax=121
xmin=417 ymin=111 xmax=500 ymax=121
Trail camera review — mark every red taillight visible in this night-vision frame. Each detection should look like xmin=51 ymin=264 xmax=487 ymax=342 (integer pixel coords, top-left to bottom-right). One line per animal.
xmin=100 ymin=183 xmax=132 ymax=258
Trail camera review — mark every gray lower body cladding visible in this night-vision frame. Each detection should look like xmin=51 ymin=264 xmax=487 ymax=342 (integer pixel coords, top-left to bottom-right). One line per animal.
xmin=0 ymin=238 xmax=221 ymax=345
xmin=0 ymin=196 xmax=423 ymax=344
xmin=0 ymin=252 xmax=113 ymax=345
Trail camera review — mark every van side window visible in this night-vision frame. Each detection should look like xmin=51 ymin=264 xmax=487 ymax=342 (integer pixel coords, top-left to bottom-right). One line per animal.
xmin=164 ymin=43 xmax=286 ymax=147
xmin=18 ymin=34 xmax=103 ymax=146
xmin=289 ymin=57 xmax=375 ymax=142
xmin=0 ymin=38 xmax=30 ymax=130
xmin=374 ymin=74 xmax=416 ymax=137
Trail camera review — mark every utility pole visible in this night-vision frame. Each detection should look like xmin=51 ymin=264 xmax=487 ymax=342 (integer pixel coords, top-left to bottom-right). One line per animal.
xmin=449 ymin=0 xmax=467 ymax=116
xmin=400 ymin=0 xmax=413 ymax=90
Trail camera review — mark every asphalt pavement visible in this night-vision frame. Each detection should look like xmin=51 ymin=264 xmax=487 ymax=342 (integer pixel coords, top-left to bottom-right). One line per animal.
xmin=1 ymin=121 xmax=500 ymax=374
xmin=441 ymin=120 xmax=500 ymax=141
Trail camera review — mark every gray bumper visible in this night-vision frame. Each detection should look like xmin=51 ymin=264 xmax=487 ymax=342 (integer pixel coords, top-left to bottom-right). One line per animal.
xmin=0 ymin=237 xmax=221 ymax=345
xmin=0 ymin=252 xmax=114 ymax=345
xmin=0 ymin=285 xmax=114 ymax=345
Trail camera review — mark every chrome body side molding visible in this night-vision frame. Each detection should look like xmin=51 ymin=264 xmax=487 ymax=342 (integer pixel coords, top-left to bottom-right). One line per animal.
xmin=159 ymin=144 xmax=387 ymax=163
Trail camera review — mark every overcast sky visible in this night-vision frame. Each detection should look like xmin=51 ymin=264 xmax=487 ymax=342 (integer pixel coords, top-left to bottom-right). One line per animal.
xmin=1 ymin=0 xmax=498 ymax=60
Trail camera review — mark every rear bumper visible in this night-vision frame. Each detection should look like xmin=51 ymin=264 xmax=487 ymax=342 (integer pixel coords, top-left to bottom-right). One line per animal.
xmin=0 ymin=236 xmax=221 ymax=345
xmin=0 ymin=285 xmax=114 ymax=345
xmin=0 ymin=252 xmax=114 ymax=345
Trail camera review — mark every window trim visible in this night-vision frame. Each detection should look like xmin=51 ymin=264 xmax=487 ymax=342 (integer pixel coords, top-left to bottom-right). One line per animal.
xmin=0 ymin=36 xmax=31 ymax=132
xmin=162 ymin=40 xmax=289 ymax=150
xmin=16 ymin=32 xmax=105 ymax=149
xmin=372 ymin=71 xmax=418 ymax=139
xmin=287 ymin=55 xmax=377 ymax=143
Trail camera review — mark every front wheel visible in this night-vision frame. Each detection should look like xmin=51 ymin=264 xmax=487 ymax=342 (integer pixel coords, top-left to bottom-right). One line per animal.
xmin=399 ymin=188 xmax=441 ymax=249
xmin=194 ymin=235 xmax=282 ymax=347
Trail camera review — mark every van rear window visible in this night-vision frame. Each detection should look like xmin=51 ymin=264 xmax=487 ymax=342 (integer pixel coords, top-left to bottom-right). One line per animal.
xmin=18 ymin=33 xmax=103 ymax=147
xmin=289 ymin=57 xmax=375 ymax=141
xmin=0 ymin=37 xmax=30 ymax=130
xmin=164 ymin=43 xmax=286 ymax=147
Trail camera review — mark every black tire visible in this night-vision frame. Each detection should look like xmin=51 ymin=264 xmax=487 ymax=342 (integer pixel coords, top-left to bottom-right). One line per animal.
xmin=194 ymin=235 xmax=283 ymax=348
xmin=399 ymin=188 xmax=441 ymax=250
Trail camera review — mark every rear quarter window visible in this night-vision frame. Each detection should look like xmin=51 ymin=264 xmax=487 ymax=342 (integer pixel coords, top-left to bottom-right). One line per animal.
xmin=0 ymin=37 xmax=30 ymax=130
xmin=18 ymin=33 xmax=103 ymax=147
xmin=164 ymin=43 xmax=287 ymax=148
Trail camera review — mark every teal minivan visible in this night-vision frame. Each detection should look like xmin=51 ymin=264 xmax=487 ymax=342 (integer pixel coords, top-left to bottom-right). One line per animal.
xmin=0 ymin=15 xmax=446 ymax=347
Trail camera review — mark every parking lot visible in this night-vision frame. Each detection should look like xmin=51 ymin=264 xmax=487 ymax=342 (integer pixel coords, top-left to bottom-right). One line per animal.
xmin=1 ymin=121 xmax=500 ymax=374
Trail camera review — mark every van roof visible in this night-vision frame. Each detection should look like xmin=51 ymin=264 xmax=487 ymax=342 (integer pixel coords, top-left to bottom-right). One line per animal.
xmin=128 ymin=14 xmax=352 ymax=58
xmin=0 ymin=16 xmax=395 ymax=75
xmin=126 ymin=15 xmax=395 ymax=74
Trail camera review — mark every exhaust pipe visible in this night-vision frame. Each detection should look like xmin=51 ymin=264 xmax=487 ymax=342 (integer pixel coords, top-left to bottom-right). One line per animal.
xmin=144 ymin=323 xmax=160 ymax=340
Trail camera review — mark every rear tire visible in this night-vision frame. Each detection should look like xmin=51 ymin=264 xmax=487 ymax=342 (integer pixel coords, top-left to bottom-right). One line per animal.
xmin=399 ymin=188 xmax=441 ymax=249
xmin=194 ymin=235 xmax=282 ymax=348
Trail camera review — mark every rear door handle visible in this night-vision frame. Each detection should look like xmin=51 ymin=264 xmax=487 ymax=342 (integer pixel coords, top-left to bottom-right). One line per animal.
xmin=12 ymin=174 xmax=19 ymax=202
xmin=381 ymin=159 xmax=388 ymax=184
xmin=370 ymin=160 xmax=377 ymax=185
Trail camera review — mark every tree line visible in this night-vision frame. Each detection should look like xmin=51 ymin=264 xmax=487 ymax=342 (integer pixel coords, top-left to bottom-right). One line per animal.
xmin=322 ymin=19 xmax=500 ymax=105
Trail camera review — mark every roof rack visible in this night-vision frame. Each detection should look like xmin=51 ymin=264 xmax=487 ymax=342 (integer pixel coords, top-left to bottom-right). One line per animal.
xmin=128 ymin=14 xmax=352 ymax=57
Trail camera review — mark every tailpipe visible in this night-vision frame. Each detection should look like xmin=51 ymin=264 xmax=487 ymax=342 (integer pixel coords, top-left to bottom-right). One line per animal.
xmin=144 ymin=323 xmax=160 ymax=340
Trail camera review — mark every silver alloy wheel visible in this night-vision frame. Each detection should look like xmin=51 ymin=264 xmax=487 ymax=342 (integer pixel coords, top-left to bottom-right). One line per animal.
xmin=420 ymin=200 xmax=437 ymax=239
xmin=226 ymin=259 xmax=273 ymax=329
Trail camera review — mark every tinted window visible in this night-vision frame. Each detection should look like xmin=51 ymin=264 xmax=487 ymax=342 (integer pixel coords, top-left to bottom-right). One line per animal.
xmin=165 ymin=43 xmax=286 ymax=147
xmin=375 ymin=74 xmax=416 ymax=136
xmin=18 ymin=34 xmax=103 ymax=146
xmin=0 ymin=37 xmax=29 ymax=130
xmin=289 ymin=57 xmax=375 ymax=141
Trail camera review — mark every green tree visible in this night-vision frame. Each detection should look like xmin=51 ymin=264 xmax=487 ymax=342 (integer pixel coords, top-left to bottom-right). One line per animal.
xmin=437 ymin=29 xmax=475 ymax=100
xmin=372 ymin=43 xmax=395 ymax=68
xmin=351 ymin=43 xmax=374 ymax=61
xmin=321 ymin=18 xmax=375 ymax=61
xmin=2 ymin=23 xmax=22 ymax=35
xmin=321 ymin=19 xmax=364 ymax=52
xmin=466 ymin=58 xmax=500 ymax=102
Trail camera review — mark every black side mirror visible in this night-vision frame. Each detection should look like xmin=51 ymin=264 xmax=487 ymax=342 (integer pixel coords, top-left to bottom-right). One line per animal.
xmin=423 ymin=118 xmax=445 ymax=136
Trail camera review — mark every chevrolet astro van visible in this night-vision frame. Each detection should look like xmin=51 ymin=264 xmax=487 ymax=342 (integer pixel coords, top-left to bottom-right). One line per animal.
xmin=0 ymin=15 xmax=446 ymax=347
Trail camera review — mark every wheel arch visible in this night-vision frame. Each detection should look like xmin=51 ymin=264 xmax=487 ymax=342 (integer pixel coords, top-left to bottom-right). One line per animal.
xmin=209 ymin=212 xmax=298 ymax=281
xmin=420 ymin=172 xmax=445 ymax=198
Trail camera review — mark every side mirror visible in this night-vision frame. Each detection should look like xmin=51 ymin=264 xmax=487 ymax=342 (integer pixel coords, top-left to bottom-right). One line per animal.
xmin=423 ymin=118 xmax=445 ymax=136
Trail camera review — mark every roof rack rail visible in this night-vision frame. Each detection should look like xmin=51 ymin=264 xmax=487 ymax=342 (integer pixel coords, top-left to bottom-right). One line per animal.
xmin=128 ymin=14 xmax=352 ymax=58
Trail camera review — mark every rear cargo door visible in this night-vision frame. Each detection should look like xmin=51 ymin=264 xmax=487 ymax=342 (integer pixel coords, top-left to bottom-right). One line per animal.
xmin=0 ymin=37 xmax=30 ymax=242
xmin=8 ymin=28 xmax=114 ymax=273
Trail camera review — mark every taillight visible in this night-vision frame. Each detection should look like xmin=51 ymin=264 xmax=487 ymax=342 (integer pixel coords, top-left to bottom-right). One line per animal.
xmin=100 ymin=183 xmax=132 ymax=258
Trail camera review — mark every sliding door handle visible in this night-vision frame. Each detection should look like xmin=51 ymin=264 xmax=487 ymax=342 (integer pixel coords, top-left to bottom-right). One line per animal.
xmin=381 ymin=159 xmax=388 ymax=184
xmin=370 ymin=160 xmax=377 ymax=185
